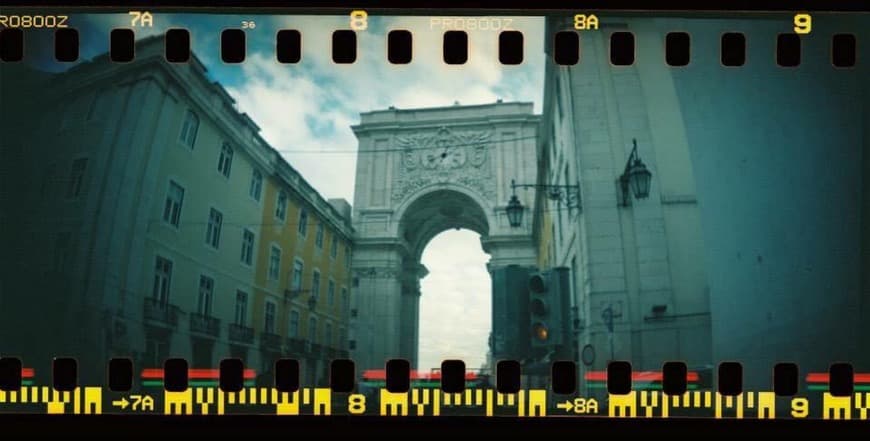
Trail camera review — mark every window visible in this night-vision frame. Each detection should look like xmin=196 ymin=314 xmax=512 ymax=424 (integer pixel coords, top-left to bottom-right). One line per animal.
xmin=289 ymin=310 xmax=300 ymax=338
xmin=330 ymin=235 xmax=338 ymax=259
xmin=205 ymin=208 xmax=223 ymax=249
xmin=308 ymin=317 xmax=317 ymax=343
xmin=235 ymin=291 xmax=248 ymax=326
xmin=144 ymin=337 xmax=169 ymax=368
xmin=264 ymin=301 xmax=276 ymax=333
xmin=60 ymin=100 xmax=75 ymax=130
xmin=275 ymin=191 xmax=287 ymax=220
xmin=292 ymin=260 xmax=304 ymax=291
xmin=341 ymin=287 xmax=348 ymax=312
xmin=550 ymin=224 xmax=556 ymax=264
xmin=217 ymin=143 xmax=233 ymax=178
xmin=152 ymin=256 xmax=173 ymax=305
xmin=54 ymin=232 xmax=71 ymax=272
xmin=559 ymin=163 xmax=568 ymax=244
xmin=570 ymin=255 xmax=577 ymax=304
xmin=564 ymin=162 xmax=571 ymax=185
xmin=339 ymin=327 xmax=347 ymax=350
xmin=298 ymin=209 xmax=308 ymax=236
xmin=311 ymin=270 xmax=321 ymax=298
xmin=192 ymin=340 xmax=212 ymax=369
xmin=550 ymin=124 xmax=557 ymax=164
xmin=86 ymin=90 xmax=105 ymax=121
xmin=162 ymin=181 xmax=185 ymax=227
xmin=66 ymin=158 xmax=88 ymax=198
xmin=240 ymin=229 xmax=254 ymax=266
xmin=249 ymin=170 xmax=262 ymax=201
xmin=325 ymin=322 xmax=333 ymax=347
xmin=42 ymin=163 xmax=57 ymax=201
xmin=179 ymin=110 xmax=199 ymax=148
xmin=327 ymin=280 xmax=335 ymax=306
xmin=315 ymin=223 xmax=324 ymax=249
xmin=268 ymin=245 xmax=281 ymax=281
xmin=197 ymin=275 xmax=214 ymax=316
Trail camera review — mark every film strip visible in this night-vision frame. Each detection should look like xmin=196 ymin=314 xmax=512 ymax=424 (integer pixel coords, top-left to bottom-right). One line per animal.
xmin=0 ymin=7 xmax=868 ymax=422
xmin=0 ymin=17 xmax=862 ymax=67
xmin=1 ymin=357 xmax=869 ymax=418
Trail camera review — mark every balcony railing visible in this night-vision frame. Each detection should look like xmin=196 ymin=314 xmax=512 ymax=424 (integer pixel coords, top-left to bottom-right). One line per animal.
xmin=190 ymin=313 xmax=220 ymax=338
xmin=143 ymin=297 xmax=179 ymax=327
xmin=323 ymin=347 xmax=350 ymax=359
xmin=228 ymin=323 xmax=255 ymax=344
xmin=286 ymin=337 xmax=307 ymax=354
xmin=310 ymin=343 xmax=323 ymax=357
xmin=260 ymin=332 xmax=283 ymax=351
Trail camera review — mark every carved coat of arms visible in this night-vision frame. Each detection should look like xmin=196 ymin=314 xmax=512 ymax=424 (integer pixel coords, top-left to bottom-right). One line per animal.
xmin=392 ymin=126 xmax=495 ymax=203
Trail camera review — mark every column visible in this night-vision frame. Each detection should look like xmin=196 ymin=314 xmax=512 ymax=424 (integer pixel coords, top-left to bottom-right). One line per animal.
xmin=349 ymin=245 xmax=405 ymax=371
xmin=399 ymin=262 xmax=427 ymax=369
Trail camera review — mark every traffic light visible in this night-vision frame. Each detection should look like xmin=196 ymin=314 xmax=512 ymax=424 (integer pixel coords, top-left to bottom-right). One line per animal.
xmin=529 ymin=267 xmax=571 ymax=349
xmin=491 ymin=265 xmax=533 ymax=360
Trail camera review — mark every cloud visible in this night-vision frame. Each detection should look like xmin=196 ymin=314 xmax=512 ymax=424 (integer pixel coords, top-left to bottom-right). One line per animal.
xmin=419 ymin=229 xmax=492 ymax=371
xmin=222 ymin=15 xmax=545 ymax=202
xmin=224 ymin=52 xmax=360 ymax=201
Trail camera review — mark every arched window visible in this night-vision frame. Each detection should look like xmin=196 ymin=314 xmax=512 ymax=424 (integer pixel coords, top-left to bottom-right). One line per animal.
xmin=179 ymin=110 xmax=199 ymax=148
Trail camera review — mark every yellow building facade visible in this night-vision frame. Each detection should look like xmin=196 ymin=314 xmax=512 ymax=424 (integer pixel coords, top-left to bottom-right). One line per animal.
xmin=252 ymin=157 xmax=353 ymax=386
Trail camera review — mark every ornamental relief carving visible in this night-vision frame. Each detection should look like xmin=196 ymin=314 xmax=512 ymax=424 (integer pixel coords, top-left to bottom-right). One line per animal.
xmin=353 ymin=266 xmax=401 ymax=279
xmin=392 ymin=126 xmax=495 ymax=203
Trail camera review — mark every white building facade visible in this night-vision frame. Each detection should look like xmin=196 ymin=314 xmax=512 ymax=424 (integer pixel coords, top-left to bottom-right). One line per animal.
xmin=539 ymin=15 xmax=870 ymax=393
xmin=348 ymin=103 xmax=541 ymax=371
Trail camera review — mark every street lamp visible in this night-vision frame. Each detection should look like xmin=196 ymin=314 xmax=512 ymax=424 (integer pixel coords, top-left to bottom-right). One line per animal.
xmin=506 ymin=191 xmax=524 ymax=228
xmin=618 ymin=139 xmax=653 ymax=206
xmin=505 ymin=179 xmax=580 ymax=228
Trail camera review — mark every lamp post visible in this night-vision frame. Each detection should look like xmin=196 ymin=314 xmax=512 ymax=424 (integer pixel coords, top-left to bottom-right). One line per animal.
xmin=601 ymin=303 xmax=622 ymax=362
xmin=618 ymin=139 xmax=653 ymax=206
xmin=505 ymin=184 xmax=524 ymax=228
xmin=505 ymin=179 xmax=580 ymax=228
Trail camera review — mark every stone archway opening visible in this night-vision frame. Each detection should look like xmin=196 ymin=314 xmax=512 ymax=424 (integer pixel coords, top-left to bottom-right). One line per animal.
xmin=395 ymin=188 xmax=493 ymax=372
xmin=396 ymin=188 xmax=492 ymax=370
xmin=418 ymin=229 xmax=492 ymax=373
xmin=398 ymin=188 xmax=491 ymax=261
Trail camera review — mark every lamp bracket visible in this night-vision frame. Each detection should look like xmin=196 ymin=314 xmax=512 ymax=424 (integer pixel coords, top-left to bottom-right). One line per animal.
xmin=510 ymin=181 xmax=582 ymax=211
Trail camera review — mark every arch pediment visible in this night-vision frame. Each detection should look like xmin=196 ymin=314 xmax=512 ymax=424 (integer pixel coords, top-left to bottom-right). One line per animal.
xmin=392 ymin=126 xmax=497 ymax=206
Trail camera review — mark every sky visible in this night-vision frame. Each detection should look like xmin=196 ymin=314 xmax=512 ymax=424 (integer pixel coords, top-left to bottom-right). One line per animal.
xmin=55 ymin=12 xmax=546 ymax=370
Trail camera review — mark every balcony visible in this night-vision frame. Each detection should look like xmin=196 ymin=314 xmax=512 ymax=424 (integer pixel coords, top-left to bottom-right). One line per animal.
xmin=143 ymin=297 xmax=179 ymax=327
xmin=310 ymin=342 xmax=323 ymax=357
xmin=323 ymin=347 xmax=350 ymax=360
xmin=228 ymin=323 xmax=255 ymax=344
xmin=260 ymin=332 xmax=283 ymax=352
xmin=190 ymin=313 xmax=220 ymax=338
xmin=284 ymin=289 xmax=305 ymax=304
xmin=286 ymin=337 xmax=307 ymax=354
